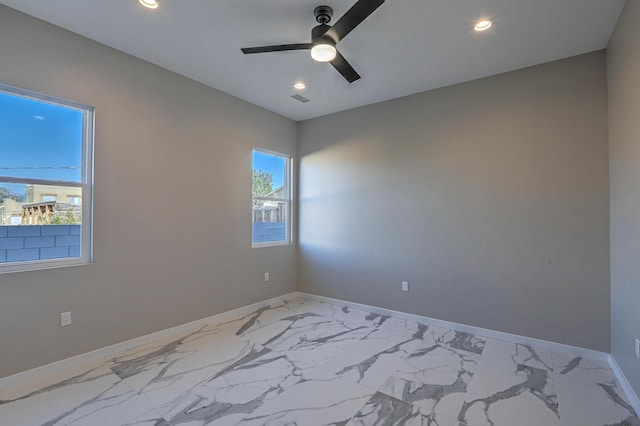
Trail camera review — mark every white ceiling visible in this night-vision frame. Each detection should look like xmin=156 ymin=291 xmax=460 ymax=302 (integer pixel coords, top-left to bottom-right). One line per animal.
xmin=0 ymin=0 xmax=627 ymax=121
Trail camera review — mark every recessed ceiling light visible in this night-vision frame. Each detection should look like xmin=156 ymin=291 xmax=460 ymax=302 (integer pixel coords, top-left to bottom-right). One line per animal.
xmin=294 ymin=82 xmax=306 ymax=90
xmin=139 ymin=0 xmax=158 ymax=9
xmin=474 ymin=19 xmax=492 ymax=32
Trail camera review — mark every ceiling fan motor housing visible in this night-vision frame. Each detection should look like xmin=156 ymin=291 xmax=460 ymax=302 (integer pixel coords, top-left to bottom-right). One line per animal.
xmin=312 ymin=23 xmax=336 ymax=44
xmin=314 ymin=5 xmax=333 ymax=24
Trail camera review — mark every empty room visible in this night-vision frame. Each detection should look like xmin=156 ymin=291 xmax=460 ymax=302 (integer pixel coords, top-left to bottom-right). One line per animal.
xmin=0 ymin=0 xmax=639 ymax=425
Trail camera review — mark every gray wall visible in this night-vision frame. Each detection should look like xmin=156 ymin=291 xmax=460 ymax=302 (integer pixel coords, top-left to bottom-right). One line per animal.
xmin=0 ymin=5 xmax=297 ymax=378
xmin=608 ymin=0 xmax=640 ymax=396
xmin=298 ymin=51 xmax=611 ymax=351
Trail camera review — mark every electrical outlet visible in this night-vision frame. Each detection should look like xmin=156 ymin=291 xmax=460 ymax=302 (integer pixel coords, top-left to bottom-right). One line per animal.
xmin=635 ymin=338 xmax=639 ymax=359
xmin=402 ymin=281 xmax=409 ymax=292
xmin=264 ymin=272 xmax=269 ymax=282
xmin=60 ymin=311 xmax=71 ymax=327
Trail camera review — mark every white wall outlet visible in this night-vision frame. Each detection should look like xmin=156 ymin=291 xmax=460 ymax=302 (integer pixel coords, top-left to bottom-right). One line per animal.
xmin=402 ymin=281 xmax=409 ymax=292
xmin=264 ymin=272 xmax=269 ymax=282
xmin=635 ymin=338 xmax=639 ymax=359
xmin=60 ymin=311 xmax=71 ymax=327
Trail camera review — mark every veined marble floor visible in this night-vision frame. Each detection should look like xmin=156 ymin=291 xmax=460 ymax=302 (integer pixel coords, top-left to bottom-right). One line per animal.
xmin=1 ymin=297 xmax=638 ymax=426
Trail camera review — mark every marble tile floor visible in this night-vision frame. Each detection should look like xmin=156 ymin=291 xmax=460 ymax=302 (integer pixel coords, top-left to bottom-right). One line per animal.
xmin=1 ymin=297 xmax=638 ymax=426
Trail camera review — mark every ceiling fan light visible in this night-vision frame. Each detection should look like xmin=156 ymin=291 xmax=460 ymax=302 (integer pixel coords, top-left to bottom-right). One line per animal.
xmin=311 ymin=44 xmax=337 ymax=62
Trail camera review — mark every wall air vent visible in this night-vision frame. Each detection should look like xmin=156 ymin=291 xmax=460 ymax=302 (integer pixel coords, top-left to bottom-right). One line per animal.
xmin=291 ymin=94 xmax=311 ymax=103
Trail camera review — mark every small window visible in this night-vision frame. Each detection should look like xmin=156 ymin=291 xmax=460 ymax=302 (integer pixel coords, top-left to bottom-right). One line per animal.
xmin=252 ymin=149 xmax=291 ymax=247
xmin=0 ymin=84 xmax=94 ymax=273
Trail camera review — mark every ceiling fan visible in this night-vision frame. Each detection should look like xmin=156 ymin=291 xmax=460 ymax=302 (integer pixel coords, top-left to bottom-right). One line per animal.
xmin=241 ymin=0 xmax=385 ymax=83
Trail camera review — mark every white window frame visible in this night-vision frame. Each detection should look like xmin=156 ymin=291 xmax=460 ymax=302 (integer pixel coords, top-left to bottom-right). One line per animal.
xmin=251 ymin=148 xmax=292 ymax=248
xmin=0 ymin=83 xmax=94 ymax=274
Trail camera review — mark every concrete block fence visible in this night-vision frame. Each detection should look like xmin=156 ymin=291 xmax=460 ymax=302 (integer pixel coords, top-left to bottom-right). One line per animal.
xmin=0 ymin=225 xmax=81 ymax=263
xmin=252 ymin=222 xmax=286 ymax=243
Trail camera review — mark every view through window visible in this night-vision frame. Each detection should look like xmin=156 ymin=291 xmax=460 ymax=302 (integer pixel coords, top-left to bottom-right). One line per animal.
xmin=0 ymin=84 xmax=93 ymax=271
xmin=252 ymin=149 xmax=291 ymax=246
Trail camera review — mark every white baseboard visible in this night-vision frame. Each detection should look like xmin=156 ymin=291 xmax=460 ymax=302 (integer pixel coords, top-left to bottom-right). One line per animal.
xmin=609 ymin=354 xmax=640 ymax=417
xmin=0 ymin=292 xmax=298 ymax=388
xmin=298 ymin=292 xmax=610 ymax=362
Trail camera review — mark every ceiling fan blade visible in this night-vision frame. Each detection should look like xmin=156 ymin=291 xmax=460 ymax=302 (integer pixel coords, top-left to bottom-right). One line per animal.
xmin=330 ymin=51 xmax=361 ymax=83
xmin=325 ymin=0 xmax=384 ymax=42
xmin=241 ymin=43 xmax=313 ymax=54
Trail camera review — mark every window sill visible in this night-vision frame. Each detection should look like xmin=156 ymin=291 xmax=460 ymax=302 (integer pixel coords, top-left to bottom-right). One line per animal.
xmin=252 ymin=241 xmax=291 ymax=249
xmin=0 ymin=257 xmax=91 ymax=274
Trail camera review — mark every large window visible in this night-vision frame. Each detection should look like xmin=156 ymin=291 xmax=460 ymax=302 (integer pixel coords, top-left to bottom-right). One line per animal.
xmin=252 ymin=149 xmax=291 ymax=247
xmin=0 ymin=84 xmax=94 ymax=273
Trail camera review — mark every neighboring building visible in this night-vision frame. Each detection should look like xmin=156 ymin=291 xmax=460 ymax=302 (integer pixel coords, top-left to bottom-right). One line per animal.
xmin=253 ymin=185 xmax=286 ymax=223
xmin=264 ymin=185 xmax=285 ymax=199
xmin=0 ymin=199 xmax=23 ymax=225
xmin=26 ymin=184 xmax=81 ymax=205
xmin=0 ymin=184 xmax=82 ymax=225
